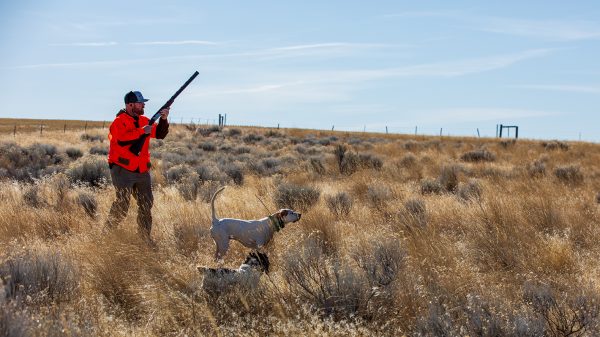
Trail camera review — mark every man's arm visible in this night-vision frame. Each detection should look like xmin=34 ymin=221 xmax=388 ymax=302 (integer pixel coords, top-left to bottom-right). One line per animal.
xmin=151 ymin=107 xmax=170 ymax=139
xmin=153 ymin=118 xmax=169 ymax=139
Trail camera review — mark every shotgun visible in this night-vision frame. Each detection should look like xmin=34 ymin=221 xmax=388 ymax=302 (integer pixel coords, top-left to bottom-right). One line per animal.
xmin=129 ymin=71 xmax=199 ymax=156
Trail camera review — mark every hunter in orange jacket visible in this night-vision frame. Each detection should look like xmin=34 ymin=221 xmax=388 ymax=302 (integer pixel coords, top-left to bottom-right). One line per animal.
xmin=108 ymin=109 xmax=168 ymax=173
xmin=105 ymin=90 xmax=170 ymax=246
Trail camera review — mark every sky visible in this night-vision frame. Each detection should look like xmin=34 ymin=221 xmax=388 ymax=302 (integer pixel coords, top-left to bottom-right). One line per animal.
xmin=1 ymin=1 xmax=599 ymax=141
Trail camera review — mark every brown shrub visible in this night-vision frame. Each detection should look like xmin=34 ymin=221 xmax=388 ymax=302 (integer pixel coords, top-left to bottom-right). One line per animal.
xmin=325 ymin=192 xmax=353 ymax=216
xmin=554 ymin=165 xmax=584 ymax=185
xmin=460 ymin=149 xmax=496 ymax=162
xmin=1 ymin=249 xmax=79 ymax=305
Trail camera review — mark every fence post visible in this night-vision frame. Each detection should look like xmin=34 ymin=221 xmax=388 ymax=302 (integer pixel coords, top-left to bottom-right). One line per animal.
xmin=40 ymin=125 xmax=43 ymax=135
xmin=386 ymin=126 xmax=388 ymax=134
xmin=415 ymin=126 xmax=417 ymax=136
xmin=440 ymin=128 xmax=442 ymax=137
xmin=102 ymin=121 xmax=105 ymax=129
xmin=515 ymin=127 xmax=518 ymax=139
xmin=64 ymin=123 xmax=66 ymax=133
xmin=13 ymin=124 xmax=16 ymax=137
xmin=477 ymin=128 xmax=480 ymax=138
xmin=84 ymin=121 xmax=88 ymax=132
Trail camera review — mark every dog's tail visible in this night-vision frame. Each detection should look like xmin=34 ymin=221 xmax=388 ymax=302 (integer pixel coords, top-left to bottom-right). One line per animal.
xmin=211 ymin=186 xmax=227 ymax=222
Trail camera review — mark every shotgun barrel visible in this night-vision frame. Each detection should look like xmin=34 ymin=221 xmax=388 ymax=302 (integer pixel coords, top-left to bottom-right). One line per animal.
xmin=129 ymin=71 xmax=199 ymax=156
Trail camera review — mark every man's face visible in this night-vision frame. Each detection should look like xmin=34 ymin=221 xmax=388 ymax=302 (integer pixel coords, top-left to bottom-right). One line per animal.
xmin=128 ymin=102 xmax=145 ymax=115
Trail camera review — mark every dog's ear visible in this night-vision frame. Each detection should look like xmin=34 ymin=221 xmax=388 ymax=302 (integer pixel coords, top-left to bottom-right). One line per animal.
xmin=280 ymin=209 xmax=289 ymax=217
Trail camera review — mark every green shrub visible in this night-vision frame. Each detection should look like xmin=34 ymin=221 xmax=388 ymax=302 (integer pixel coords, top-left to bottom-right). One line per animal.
xmin=66 ymin=156 xmax=109 ymax=187
xmin=274 ymin=183 xmax=320 ymax=212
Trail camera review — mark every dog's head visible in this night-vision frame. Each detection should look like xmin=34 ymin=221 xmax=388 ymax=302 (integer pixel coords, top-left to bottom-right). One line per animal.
xmin=277 ymin=209 xmax=302 ymax=224
xmin=243 ymin=252 xmax=270 ymax=274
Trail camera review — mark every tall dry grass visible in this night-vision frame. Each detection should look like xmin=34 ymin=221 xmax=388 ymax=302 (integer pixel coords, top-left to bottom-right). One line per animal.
xmin=1 ymin=121 xmax=600 ymax=336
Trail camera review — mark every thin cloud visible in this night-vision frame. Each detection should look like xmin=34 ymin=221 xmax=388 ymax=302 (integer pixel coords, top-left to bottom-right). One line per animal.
xmin=132 ymin=40 xmax=219 ymax=46
xmin=49 ymin=41 xmax=118 ymax=47
xmin=5 ymin=44 xmax=551 ymax=77
xmin=3 ymin=41 xmax=405 ymax=70
xmin=512 ymin=84 xmax=600 ymax=94
xmin=197 ymin=82 xmax=302 ymax=95
xmin=269 ymin=42 xmax=392 ymax=51
xmin=298 ymin=48 xmax=554 ymax=82
xmin=381 ymin=10 xmax=600 ymax=41
xmin=479 ymin=17 xmax=600 ymax=41
xmin=381 ymin=11 xmax=461 ymax=19
xmin=257 ymin=42 xmax=403 ymax=60
xmin=388 ymin=48 xmax=552 ymax=77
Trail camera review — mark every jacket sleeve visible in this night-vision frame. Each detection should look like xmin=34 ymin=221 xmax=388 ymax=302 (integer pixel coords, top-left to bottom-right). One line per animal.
xmin=111 ymin=121 xmax=145 ymax=142
xmin=152 ymin=118 xmax=169 ymax=139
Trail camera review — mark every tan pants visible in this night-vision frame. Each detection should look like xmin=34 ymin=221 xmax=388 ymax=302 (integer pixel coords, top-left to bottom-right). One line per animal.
xmin=106 ymin=164 xmax=154 ymax=238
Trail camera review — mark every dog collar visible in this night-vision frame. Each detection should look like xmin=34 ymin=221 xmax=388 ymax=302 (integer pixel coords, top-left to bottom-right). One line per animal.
xmin=268 ymin=215 xmax=285 ymax=232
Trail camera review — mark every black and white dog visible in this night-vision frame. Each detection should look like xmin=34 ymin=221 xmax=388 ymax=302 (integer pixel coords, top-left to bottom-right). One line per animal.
xmin=197 ymin=252 xmax=270 ymax=294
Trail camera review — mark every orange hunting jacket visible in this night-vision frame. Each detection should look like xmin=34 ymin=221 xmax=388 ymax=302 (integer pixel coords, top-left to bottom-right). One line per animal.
xmin=108 ymin=110 xmax=169 ymax=173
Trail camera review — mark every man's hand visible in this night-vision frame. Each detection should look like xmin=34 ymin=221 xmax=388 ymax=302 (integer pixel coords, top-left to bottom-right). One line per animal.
xmin=160 ymin=107 xmax=170 ymax=120
xmin=143 ymin=125 xmax=152 ymax=134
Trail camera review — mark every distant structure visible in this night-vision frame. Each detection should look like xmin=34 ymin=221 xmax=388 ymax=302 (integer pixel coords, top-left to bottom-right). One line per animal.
xmin=218 ymin=114 xmax=227 ymax=127
xmin=497 ymin=124 xmax=519 ymax=139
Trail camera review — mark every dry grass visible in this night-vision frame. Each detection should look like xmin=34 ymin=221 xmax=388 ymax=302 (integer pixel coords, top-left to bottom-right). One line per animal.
xmin=1 ymin=120 xmax=600 ymax=336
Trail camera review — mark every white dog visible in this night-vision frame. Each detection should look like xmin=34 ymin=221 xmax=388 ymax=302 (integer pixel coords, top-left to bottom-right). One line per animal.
xmin=210 ymin=186 xmax=301 ymax=262
xmin=197 ymin=252 xmax=270 ymax=294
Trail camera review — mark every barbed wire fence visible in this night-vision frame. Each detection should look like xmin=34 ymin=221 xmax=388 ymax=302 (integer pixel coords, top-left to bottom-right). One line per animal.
xmin=1 ymin=117 xmax=592 ymax=142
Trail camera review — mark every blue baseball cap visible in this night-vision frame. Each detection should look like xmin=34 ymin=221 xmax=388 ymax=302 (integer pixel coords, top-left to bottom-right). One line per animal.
xmin=124 ymin=91 xmax=149 ymax=104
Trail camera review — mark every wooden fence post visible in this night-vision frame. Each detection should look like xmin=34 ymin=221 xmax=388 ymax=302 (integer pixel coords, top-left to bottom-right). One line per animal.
xmin=64 ymin=123 xmax=66 ymax=133
xmin=477 ymin=128 xmax=480 ymax=138
xmin=84 ymin=121 xmax=88 ymax=132
xmin=13 ymin=124 xmax=16 ymax=137
xmin=40 ymin=125 xmax=43 ymax=135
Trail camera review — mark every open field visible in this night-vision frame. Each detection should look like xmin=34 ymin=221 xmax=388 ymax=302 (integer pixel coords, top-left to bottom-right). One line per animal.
xmin=1 ymin=119 xmax=600 ymax=336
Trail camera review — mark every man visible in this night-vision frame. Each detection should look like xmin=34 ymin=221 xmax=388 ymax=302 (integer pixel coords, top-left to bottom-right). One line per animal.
xmin=105 ymin=90 xmax=170 ymax=246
